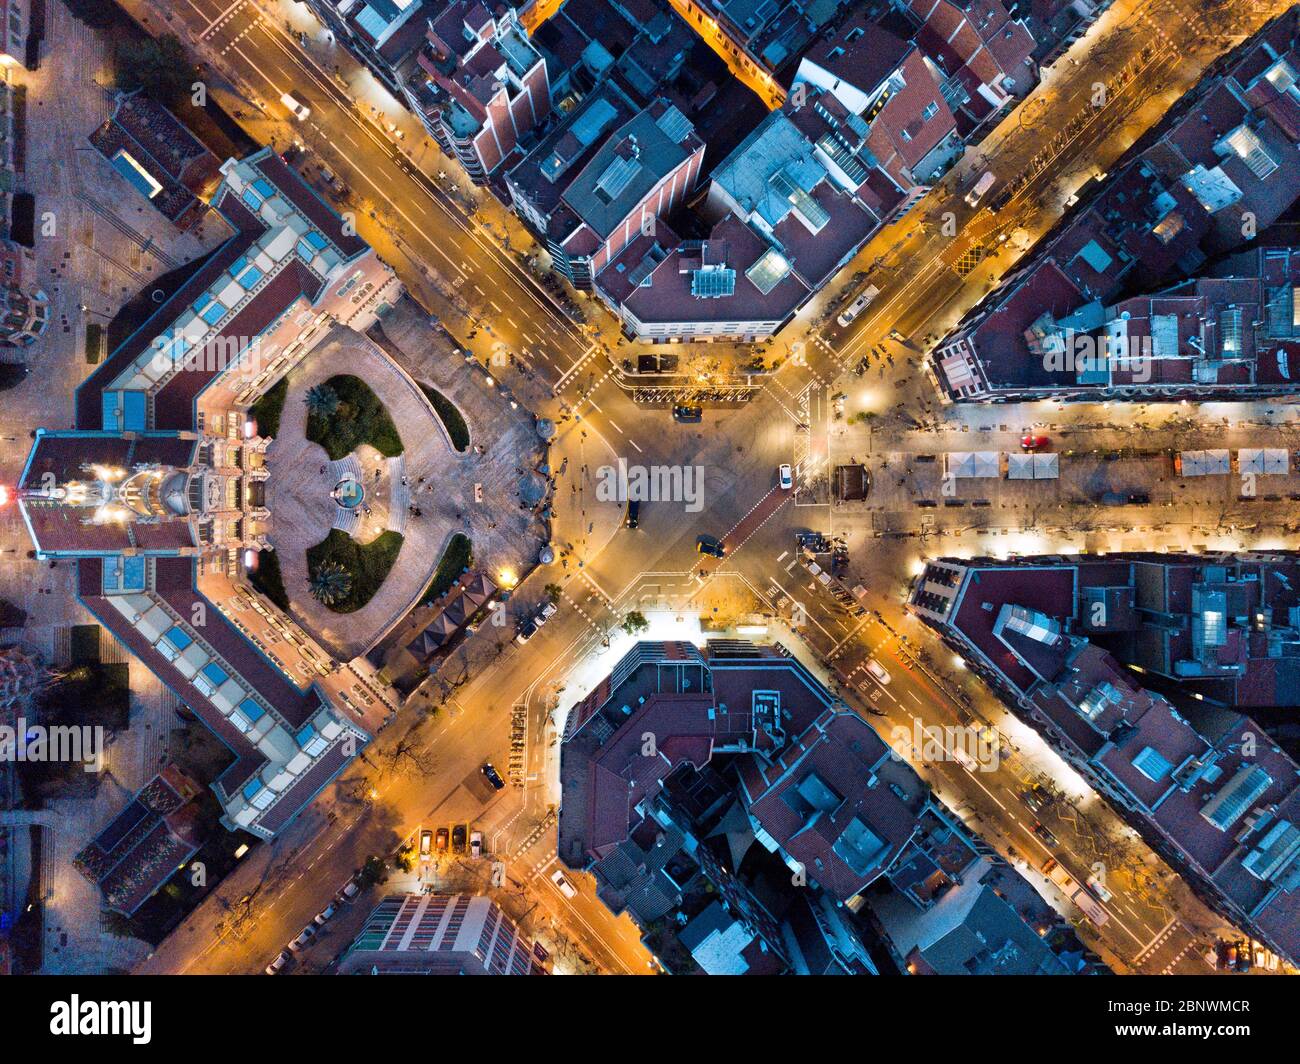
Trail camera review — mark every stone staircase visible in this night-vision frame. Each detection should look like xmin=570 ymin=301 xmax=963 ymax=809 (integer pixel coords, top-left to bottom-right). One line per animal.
xmin=387 ymin=454 xmax=409 ymax=534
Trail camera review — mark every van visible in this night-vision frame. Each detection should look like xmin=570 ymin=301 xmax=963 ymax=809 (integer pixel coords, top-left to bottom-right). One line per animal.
xmin=281 ymin=91 xmax=311 ymax=121
xmin=837 ymin=284 xmax=881 ymax=327
xmin=964 ymin=171 xmax=996 ymax=207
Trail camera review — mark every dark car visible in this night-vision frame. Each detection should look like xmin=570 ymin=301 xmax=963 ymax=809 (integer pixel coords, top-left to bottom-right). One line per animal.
xmin=435 ymin=827 xmax=449 ymax=852
xmin=482 ymin=763 xmax=506 ymax=790
xmin=672 ymin=406 xmax=703 ymax=423
xmin=1021 ymin=785 xmax=1052 ymax=813
xmin=1031 ymin=821 xmax=1059 ymax=848
xmin=697 ymin=535 xmax=726 ymax=558
xmin=451 ymin=824 xmax=467 ymax=854
xmin=624 ymin=499 xmax=640 ymax=529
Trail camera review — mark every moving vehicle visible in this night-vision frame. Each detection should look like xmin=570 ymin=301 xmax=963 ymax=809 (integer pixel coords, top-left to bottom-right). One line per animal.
xmin=1086 ymin=874 xmax=1113 ymax=903
xmin=778 ymin=464 xmax=794 ymax=491
xmin=1020 ymin=434 xmax=1050 ymax=452
xmin=624 ymin=499 xmax=640 ymax=529
xmin=482 ymin=763 xmax=506 ymax=790
xmin=266 ymin=951 xmax=290 ymax=975
xmin=280 ymin=91 xmax=311 ymax=121
xmin=288 ymin=925 xmax=316 ymax=952
xmin=470 ymin=830 xmax=483 ymax=859
xmin=1042 ymin=858 xmax=1109 ymax=927
xmin=672 ymin=406 xmax=703 ymax=423
xmin=313 ymin=904 xmax=336 ymax=926
xmin=1020 ymin=785 xmax=1051 ymax=813
xmin=551 ymin=869 xmax=578 ymax=899
xmin=697 ymin=535 xmax=726 ymax=558
xmin=950 ymin=746 xmax=979 ymax=773
xmin=837 ymin=284 xmax=881 ymax=327
xmin=1031 ymin=821 xmax=1060 ymax=847
xmin=864 ymin=659 xmax=892 ymax=686
xmin=964 ymin=170 xmax=996 ymax=207
xmin=452 ymin=824 xmax=467 ymax=854
xmin=419 ymin=828 xmax=432 ymax=857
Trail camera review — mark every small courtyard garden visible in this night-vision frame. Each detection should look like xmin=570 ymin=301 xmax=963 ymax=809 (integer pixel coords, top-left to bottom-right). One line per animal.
xmin=305 ymin=375 xmax=403 ymax=460
xmin=306 ymin=529 xmax=404 ymax=613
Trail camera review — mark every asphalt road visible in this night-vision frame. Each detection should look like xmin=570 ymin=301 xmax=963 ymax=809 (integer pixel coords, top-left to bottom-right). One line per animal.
xmin=121 ymin=0 xmax=1292 ymax=975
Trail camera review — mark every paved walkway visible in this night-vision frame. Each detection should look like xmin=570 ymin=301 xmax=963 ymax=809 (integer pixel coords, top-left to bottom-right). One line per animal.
xmin=265 ymin=326 xmax=457 ymax=659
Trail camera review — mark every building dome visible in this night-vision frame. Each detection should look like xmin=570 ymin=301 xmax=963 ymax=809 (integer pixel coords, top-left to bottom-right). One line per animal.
xmin=160 ymin=471 xmax=191 ymax=515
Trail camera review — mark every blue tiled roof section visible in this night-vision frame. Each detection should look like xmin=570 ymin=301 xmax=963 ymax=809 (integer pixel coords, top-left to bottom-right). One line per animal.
xmin=238 ymin=697 xmax=266 ymax=722
xmin=295 ymin=723 xmax=316 ymax=747
xmin=201 ymin=662 xmax=229 ymax=687
xmin=242 ymin=777 xmax=264 ymax=800
xmin=163 ymin=625 xmax=193 ymax=652
xmin=201 ymin=302 xmax=226 ymax=326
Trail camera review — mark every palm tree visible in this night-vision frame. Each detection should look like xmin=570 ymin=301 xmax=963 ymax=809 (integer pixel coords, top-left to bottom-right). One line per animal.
xmin=309 ymin=562 xmax=352 ymax=606
xmin=304 ymin=384 xmax=340 ymax=418
xmin=544 ymin=583 xmax=563 ymax=603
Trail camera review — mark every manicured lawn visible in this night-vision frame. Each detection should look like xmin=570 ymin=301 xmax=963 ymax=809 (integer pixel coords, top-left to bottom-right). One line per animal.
xmin=85 ymin=323 xmax=103 ymax=364
xmin=421 ymin=533 xmax=473 ymax=604
xmin=418 ymin=382 xmax=470 ymax=452
xmin=249 ymin=548 xmax=290 ymax=612
xmin=307 ymin=374 xmax=403 ymax=460
xmin=306 ymin=529 xmax=404 ymax=613
xmin=250 ymin=376 xmax=289 ymax=439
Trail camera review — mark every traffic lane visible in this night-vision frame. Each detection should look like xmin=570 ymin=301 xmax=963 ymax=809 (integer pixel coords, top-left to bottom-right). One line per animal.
xmin=536 ymin=859 xmax=650 ymax=975
xmin=175 ymin=1 xmax=583 ymax=367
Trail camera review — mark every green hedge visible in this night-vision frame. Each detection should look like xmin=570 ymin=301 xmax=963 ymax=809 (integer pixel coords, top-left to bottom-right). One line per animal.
xmin=250 ymin=376 xmax=289 ymax=439
xmin=306 ymin=529 xmax=404 ymax=613
xmin=418 ymin=382 xmax=470 ymax=452
xmin=420 ymin=533 xmax=473 ymax=604
xmin=307 ymin=374 xmax=403 ymax=460
xmin=249 ymin=548 xmax=290 ymax=612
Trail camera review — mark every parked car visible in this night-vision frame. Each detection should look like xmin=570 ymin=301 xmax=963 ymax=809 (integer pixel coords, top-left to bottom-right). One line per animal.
xmin=470 ymin=829 xmax=483 ymax=859
xmin=288 ymin=925 xmax=316 ymax=952
xmin=536 ymin=601 xmax=557 ymax=625
xmin=266 ymin=951 xmax=291 ymax=975
xmin=778 ymin=464 xmax=793 ymax=490
xmin=697 ymin=535 xmax=726 ymax=558
xmin=482 ymin=762 xmax=506 ymax=790
xmin=837 ymin=284 xmax=880 ymax=327
xmin=964 ymin=170 xmax=996 ymax=207
xmin=435 ymin=827 xmax=449 ymax=852
xmin=864 ymin=659 xmax=892 ymax=686
xmin=313 ymin=903 xmax=336 ymax=926
xmin=551 ymin=869 xmax=578 ymax=899
xmin=672 ymin=406 xmax=703 ymax=423
xmin=337 ymin=877 xmax=361 ymax=903
xmin=1020 ymin=434 xmax=1050 ymax=452
xmin=419 ymin=828 xmax=432 ymax=857
xmin=1031 ymin=822 xmax=1060 ymax=848
xmin=624 ymin=499 xmax=640 ymax=529
xmin=515 ymin=618 xmax=538 ymax=645
xmin=452 ymin=824 xmax=467 ymax=854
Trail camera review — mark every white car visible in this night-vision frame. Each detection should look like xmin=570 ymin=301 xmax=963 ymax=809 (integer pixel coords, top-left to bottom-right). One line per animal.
xmin=265 ymin=951 xmax=290 ymax=975
xmin=551 ymin=869 xmax=578 ymax=899
xmin=950 ymin=747 xmax=978 ymax=773
xmin=287 ymin=925 xmax=316 ymax=952
xmin=1086 ymin=877 xmax=1113 ymax=903
xmin=470 ymin=829 xmax=483 ymax=859
xmin=337 ymin=878 xmax=361 ymax=903
xmin=778 ymin=464 xmax=793 ymax=491
xmin=536 ymin=601 xmax=558 ymax=626
xmin=280 ymin=91 xmax=311 ymax=121
xmin=864 ymin=658 xmax=892 ymax=686
xmin=313 ymin=904 xmax=336 ymax=925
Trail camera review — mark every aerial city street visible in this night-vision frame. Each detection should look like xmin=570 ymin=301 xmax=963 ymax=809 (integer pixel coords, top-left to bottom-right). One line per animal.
xmin=1 ymin=0 xmax=1299 ymax=1009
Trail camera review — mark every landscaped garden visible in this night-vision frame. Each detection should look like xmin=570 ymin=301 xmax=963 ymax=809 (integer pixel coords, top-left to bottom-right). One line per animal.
xmin=418 ymin=381 xmax=470 ymax=452
xmin=305 ymin=374 xmax=403 ymax=460
xmin=420 ymin=533 xmax=473 ymax=604
xmin=306 ymin=529 xmax=404 ymax=613
xmin=250 ymin=376 xmax=288 ymax=439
